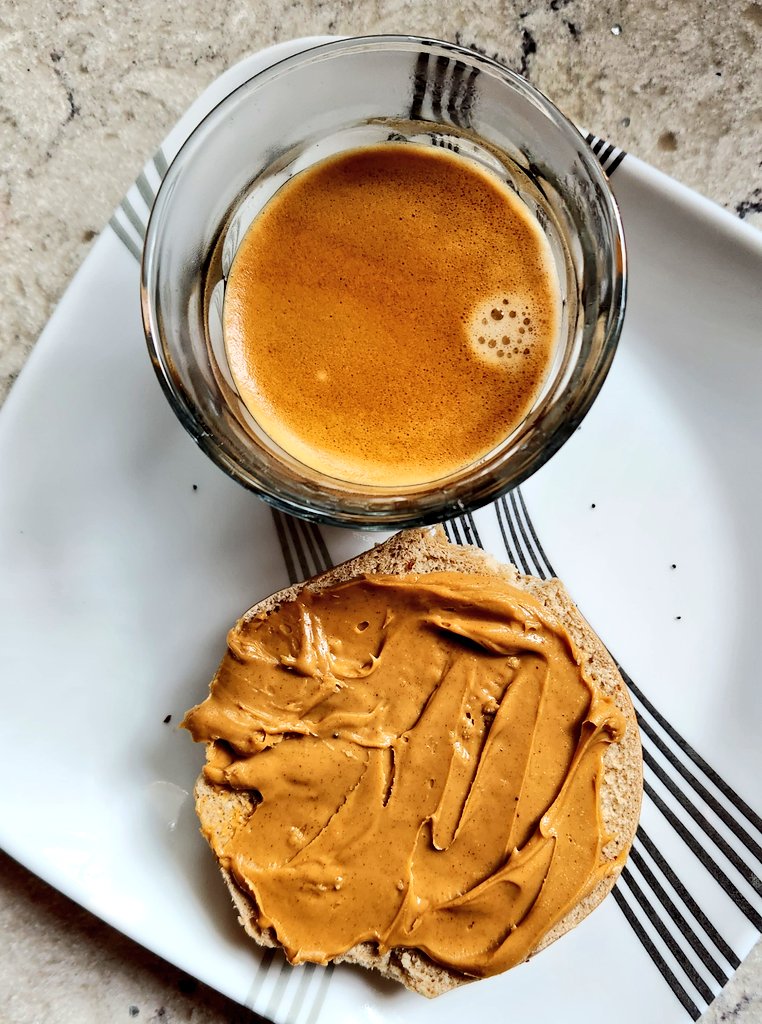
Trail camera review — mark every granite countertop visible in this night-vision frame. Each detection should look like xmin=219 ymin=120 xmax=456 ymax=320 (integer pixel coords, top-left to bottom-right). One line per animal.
xmin=1 ymin=2 xmax=760 ymax=1022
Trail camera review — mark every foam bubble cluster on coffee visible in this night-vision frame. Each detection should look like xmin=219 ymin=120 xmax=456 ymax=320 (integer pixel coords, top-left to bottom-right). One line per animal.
xmin=466 ymin=290 xmax=554 ymax=429
xmin=223 ymin=143 xmax=562 ymax=487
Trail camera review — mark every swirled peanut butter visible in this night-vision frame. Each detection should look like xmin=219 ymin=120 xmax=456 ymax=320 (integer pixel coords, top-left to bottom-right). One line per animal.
xmin=183 ymin=572 xmax=626 ymax=978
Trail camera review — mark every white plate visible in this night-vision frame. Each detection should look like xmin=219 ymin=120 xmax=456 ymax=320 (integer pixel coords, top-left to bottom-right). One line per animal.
xmin=1 ymin=37 xmax=761 ymax=1024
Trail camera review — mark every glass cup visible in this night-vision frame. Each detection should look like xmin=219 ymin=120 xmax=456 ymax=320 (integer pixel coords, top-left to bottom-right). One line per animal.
xmin=141 ymin=35 xmax=626 ymax=529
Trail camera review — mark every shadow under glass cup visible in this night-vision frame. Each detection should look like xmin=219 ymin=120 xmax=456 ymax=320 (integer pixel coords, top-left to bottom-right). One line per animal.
xmin=141 ymin=35 xmax=626 ymax=529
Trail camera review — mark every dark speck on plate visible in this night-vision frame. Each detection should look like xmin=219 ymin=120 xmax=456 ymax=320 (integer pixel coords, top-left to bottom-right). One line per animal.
xmin=163 ymin=714 xmax=172 ymax=725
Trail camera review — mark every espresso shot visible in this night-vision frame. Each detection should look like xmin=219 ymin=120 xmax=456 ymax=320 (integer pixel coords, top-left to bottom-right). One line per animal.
xmin=222 ymin=143 xmax=561 ymax=487
xmin=143 ymin=36 xmax=625 ymax=526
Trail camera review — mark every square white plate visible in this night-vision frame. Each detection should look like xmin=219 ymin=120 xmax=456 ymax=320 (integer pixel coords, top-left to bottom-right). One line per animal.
xmin=1 ymin=36 xmax=761 ymax=1024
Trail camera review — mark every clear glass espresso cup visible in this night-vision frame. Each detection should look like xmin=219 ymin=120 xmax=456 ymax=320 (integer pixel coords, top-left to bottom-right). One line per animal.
xmin=141 ymin=35 xmax=626 ymax=529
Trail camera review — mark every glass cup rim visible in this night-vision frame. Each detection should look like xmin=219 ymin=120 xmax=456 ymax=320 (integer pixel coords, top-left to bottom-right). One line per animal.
xmin=141 ymin=34 xmax=627 ymax=528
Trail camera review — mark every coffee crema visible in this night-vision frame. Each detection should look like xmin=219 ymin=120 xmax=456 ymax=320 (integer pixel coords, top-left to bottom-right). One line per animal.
xmin=223 ymin=144 xmax=561 ymax=486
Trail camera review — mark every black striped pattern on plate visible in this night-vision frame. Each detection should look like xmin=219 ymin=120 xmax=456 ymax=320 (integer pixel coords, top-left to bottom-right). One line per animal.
xmin=407 ymin=50 xmax=628 ymax=176
xmin=584 ymin=131 xmax=627 ymax=176
xmin=409 ymin=49 xmax=480 ymax=129
xmin=241 ymin=948 xmax=334 ymax=1024
xmin=108 ymin=148 xmax=168 ymax=263
xmin=271 ymin=508 xmax=333 ymax=582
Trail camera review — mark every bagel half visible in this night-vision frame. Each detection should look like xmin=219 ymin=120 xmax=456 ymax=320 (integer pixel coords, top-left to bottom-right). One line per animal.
xmin=184 ymin=526 xmax=642 ymax=997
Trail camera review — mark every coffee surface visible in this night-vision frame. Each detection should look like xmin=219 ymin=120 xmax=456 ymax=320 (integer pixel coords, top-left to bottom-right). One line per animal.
xmin=223 ymin=144 xmax=561 ymax=486
xmin=183 ymin=571 xmax=627 ymax=976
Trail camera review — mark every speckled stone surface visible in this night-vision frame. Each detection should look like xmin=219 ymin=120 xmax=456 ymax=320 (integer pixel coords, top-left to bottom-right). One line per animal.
xmin=1 ymin=1 xmax=760 ymax=1022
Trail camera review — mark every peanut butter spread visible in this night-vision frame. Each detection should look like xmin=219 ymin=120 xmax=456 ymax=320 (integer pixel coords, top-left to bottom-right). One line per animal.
xmin=183 ymin=571 xmax=627 ymax=978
